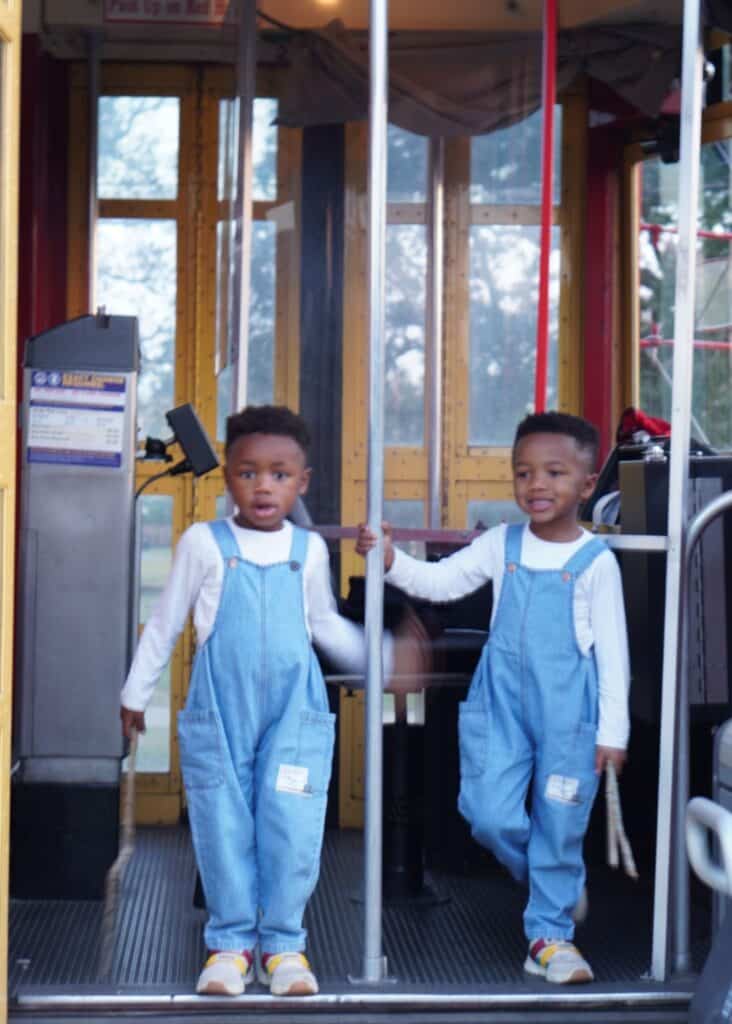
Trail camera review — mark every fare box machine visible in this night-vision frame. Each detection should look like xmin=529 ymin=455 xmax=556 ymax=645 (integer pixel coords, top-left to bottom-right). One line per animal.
xmin=12 ymin=314 xmax=139 ymax=900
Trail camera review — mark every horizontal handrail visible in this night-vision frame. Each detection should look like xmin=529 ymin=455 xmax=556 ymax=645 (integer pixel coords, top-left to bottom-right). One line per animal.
xmin=312 ymin=525 xmax=668 ymax=552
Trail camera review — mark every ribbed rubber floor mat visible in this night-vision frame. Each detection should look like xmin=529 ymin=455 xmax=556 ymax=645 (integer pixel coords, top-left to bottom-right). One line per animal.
xmin=8 ymin=826 xmax=710 ymax=995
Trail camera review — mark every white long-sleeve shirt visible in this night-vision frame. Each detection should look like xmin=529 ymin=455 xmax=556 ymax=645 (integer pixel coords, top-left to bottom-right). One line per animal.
xmin=121 ymin=517 xmax=389 ymax=712
xmin=386 ymin=522 xmax=630 ymax=750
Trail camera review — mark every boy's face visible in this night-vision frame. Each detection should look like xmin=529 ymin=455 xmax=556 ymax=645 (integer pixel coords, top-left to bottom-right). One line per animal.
xmin=224 ymin=432 xmax=310 ymax=532
xmin=512 ymin=432 xmax=597 ymax=541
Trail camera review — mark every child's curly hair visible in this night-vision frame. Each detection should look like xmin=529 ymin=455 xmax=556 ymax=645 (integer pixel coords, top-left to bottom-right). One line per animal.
xmin=225 ymin=405 xmax=310 ymax=456
xmin=513 ymin=411 xmax=599 ymax=467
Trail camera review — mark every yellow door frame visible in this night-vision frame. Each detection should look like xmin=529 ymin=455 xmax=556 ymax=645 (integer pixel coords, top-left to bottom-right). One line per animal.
xmin=67 ymin=63 xmax=302 ymax=822
xmin=0 ymin=4 xmax=22 ymax=1020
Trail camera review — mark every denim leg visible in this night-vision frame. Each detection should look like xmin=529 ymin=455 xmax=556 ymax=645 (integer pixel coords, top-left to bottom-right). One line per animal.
xmin=524 ymin=723 xmax=599 ymax=941
xmin=255 ymin=704 xmax=335 ymax=954
xmin=179 ymin=707 xmax=258 ymax=952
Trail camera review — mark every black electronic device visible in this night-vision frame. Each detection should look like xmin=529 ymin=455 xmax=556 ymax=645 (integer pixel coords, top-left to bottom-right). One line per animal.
xmin=165 ymin=403 xmax=219 ymax=477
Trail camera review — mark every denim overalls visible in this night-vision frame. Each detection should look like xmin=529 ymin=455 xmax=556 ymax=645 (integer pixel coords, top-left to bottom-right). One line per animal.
xmin=177 ymin=520 xmax=335 ymax=954
xmin=458 ymin=523 xmax=606 ymax=941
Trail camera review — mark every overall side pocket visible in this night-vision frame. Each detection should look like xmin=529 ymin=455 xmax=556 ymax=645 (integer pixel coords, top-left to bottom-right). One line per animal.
xmin=458 ymin=702 xmax=490 ymax=779
xmin=295 ymin=709 xmax=336 ymax=796
xmin=177 ymin=708 xmax=225 ymax=789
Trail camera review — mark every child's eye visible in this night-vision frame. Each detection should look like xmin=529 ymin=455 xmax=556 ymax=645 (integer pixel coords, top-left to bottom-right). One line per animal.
xmin=240 ymin=470 xmax=255 ymax=479
xmin=274 ymin=471 xmax=289 ymax=481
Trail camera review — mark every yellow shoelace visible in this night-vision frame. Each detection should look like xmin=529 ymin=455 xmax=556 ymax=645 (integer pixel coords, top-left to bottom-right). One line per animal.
xmin=265 ymin=952 xmax=310 ymax=975
xmin=204 ymin=951 xmax=250 ymax=974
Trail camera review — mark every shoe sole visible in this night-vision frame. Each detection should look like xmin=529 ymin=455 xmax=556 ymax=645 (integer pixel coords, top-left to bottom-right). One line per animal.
xmin=196 ymin=967 xmax=253 ymax=996
xmin=256 ymin=961 xmax=318 ymax=996
xmin=271 ymin=979 xmax=319 ymax=996
xmin=196 ymin=980 xmax=243 ymax=996
xmin=524 ymin=956 xmax=593 ymax=984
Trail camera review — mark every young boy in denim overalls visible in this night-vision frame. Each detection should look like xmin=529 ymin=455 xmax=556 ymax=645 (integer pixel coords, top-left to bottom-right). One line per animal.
xmin=358 ymin=412 xmax=630 ymax=983
xmin=121 ymin=405 xmax=407 ymax=997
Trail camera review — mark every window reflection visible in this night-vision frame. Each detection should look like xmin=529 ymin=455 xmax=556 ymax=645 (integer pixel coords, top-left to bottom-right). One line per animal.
xmin=639 ymin=141 xmax=732 ymax=449
xmin=96 ymin=219 xmax=177 ymax=441
xmin=136 ymin=495 xmax=173 ymax=773
xmin=217 ymin=221 xmax=277 ymax=437
xmin=387 ymin=124 xmax=427 ymax=202
xmin=468 ymin=225 xmax=559 ymax=446
xmin=384 ymin=499 xmax=426 ymax=560
xmin=385 ymin=224 xmax=426 ymax=445
xmin=470 ymin=106 xmax=562 ymax=206
xmin=99 ymin=96 xmax=179 ymax=200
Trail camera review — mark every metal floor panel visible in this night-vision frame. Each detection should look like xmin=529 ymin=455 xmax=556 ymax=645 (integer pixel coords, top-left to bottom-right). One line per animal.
xmin=8 ymin=826 xmax=707 ymax=1003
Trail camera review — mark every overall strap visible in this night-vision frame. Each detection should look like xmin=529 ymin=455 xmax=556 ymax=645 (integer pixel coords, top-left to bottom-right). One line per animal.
xmin=288 ymin=524 xmax=309 ymax=569
xmin=562 ymin=535 xmax=608 ymax=577
xmin=505 ymin=522 xmax=524 ymax=564
xmin=208 ymin=519 xmax=240 ymax=562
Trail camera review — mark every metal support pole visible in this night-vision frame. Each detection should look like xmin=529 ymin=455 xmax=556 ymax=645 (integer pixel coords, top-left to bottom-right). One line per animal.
xmin=533 ymin=0 xmax=556 ymax=413
xmin=650 ymin=0 xmax=704 ymax=982
xmin=87 ymin=31 xmax=102 ymax=311
xmin=426 ymin=138 xmax=445 ymax=530
xmin=231 ymin=0 xmax=257 ymax=412
xmin=361 ymin=0 xmax=389 ymax=985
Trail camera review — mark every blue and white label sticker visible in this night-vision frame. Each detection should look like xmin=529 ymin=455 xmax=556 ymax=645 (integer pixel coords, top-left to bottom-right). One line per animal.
xmin=28 ymin=370 xmax=127 ymax=468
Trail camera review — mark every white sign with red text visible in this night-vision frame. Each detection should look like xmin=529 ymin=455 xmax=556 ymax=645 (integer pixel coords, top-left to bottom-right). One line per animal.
xmin=104 ymin=0 xmax=234 ymax=25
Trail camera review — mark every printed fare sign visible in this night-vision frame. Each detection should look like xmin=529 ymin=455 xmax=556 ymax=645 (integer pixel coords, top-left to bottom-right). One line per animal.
xmin=105 ymin=0 xmax=234 ymax=24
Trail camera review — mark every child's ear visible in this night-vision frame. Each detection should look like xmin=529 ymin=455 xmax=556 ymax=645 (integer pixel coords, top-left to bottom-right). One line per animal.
xmin=581 ymin=472 xmax=598 ymax=500
xmin=299 ymin=466 xmax=312 ymax=495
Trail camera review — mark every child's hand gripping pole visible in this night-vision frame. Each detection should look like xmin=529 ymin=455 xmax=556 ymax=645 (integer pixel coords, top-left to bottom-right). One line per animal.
xmin=99 ymin=725 xmax=139 ymax=979
xmin=356 ymin=521 xmax=395 ymax=571
xmin=605 ymin=760 xmax=639 ymax=880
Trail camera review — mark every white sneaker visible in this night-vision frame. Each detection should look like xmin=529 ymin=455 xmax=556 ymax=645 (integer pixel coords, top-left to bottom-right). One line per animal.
xmin=196 ymin=951 xmax=254 ymax=996
xmin=258 ymin=952 xmax=319 ymax=996
xmin=524 ymin=939 xmax=594 ymax=984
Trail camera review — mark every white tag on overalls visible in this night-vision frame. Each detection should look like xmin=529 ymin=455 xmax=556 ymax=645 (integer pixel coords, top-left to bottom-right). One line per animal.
xmin=276 ymin=763 xmax=311 ymax=796
xmin=545 ymin=773 xmax=580 ymax=805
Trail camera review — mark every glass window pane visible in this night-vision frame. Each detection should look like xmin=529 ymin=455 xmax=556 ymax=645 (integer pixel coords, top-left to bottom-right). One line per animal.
xmin=97 ymin=219 xmax=177 ymax=442
xmin=98 ymin=96 xmax=179 ymax=200
xmin=253 ymin=98 xmax=278 ymax=201
xmin=386 ymin=224 xmax=426 ymax=445
xmin=384 ymin=499 xmax=425 ymax=560
xmin=218 ymin=97 xmax=278 ymax=202
xmin=467 ymin=500 xmax=526 ymax=530
xmin=217 ymin=220 xmax=277 ymax=438
xmin=387 ymin=125 xmax=427 ymax=202
xmin=470 ymin=106 xmax=562 ymax=205
xmin=218 ymin=98 xmax=238 ymax=203
xmin=468 ymin=224 xmax=560 ymax=446
xmin=136 ymin=495 xmax=173 ymax=773
xmin=639 ymin=142 xmax=732 ymax=449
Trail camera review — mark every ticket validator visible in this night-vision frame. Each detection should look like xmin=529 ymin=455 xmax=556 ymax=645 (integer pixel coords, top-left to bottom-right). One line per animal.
xmin=12 ymin=314 xmax=139 ymax=899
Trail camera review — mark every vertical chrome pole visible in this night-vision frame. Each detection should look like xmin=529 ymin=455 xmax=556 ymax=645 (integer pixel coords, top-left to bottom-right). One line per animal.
xmin=87 ymin=32 xmax=101 ymax=311
xmin=426 ymin=138 xmax=445 ymax=530
xmin=231 ymin=0 xmax=257 ymax=412
xmin=533 ymin=0 xmax=556 ymax=413
xmin=650 ymin=0 xmax=703 ymax=981
xmin=361 ymin=0 xmax=389 ymax=985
